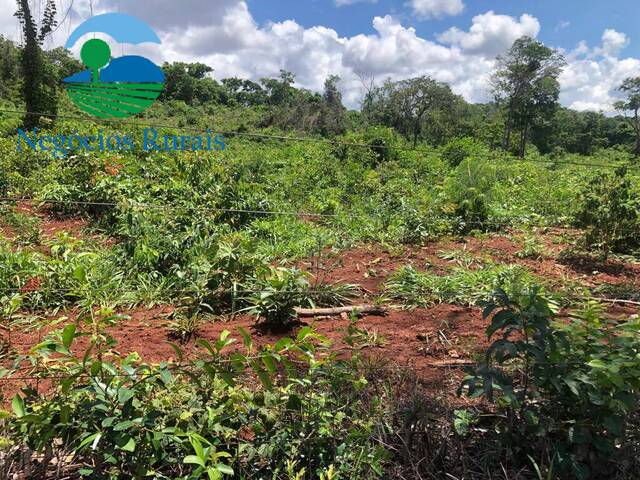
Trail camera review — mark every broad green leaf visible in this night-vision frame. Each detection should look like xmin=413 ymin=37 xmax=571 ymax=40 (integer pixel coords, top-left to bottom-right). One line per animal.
xmin=184 ymin=455 xmax=205 ymax=467
xmin=238 ymin=327 xmax=253 ymax=351
xmin=62 ymin=323 xmax=76 ymax=349
xmin=119 ymin=437 xmax=136 ymax=452
xmin=11 ymin=395 xmax=25 ymax=418
xmin=216 ymin=463 xmax=234 ymax=475
xmin=118 ymin=388 xmax=135 ymax=405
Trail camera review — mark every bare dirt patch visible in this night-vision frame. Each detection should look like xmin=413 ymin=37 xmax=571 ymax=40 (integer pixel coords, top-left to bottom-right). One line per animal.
xmin=2 ymin=227 xmax=639 ymax=404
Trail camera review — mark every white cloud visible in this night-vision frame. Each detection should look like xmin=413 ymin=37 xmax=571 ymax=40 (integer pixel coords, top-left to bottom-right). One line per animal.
xmin=599 ymin=29 xmax=629 ymax=57
xmin=1 ymin=1 xmax=639 ymax=114
xmin=0 ymin=0 xmax=20 ymax=41
xmin=560 ymin=30 xmax=640 ymax=113
xmin=438 ymin=11 xmax=540 ymax=57
xmin=409 ymin=0 xmax=464 ymax=19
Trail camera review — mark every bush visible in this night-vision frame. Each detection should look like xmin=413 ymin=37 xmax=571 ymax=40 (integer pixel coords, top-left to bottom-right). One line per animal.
xmin=441 ymin=137 xmax=487 ymax=168
xmin=2 ymin=321 xmax=388 ymax=479
xmin=243 ymin=266 xmax=313 ymax=328
xmin=443 ymin=158 xmax=497 ymax=230
xmin=460 ymin=289 xmax=640 ymax=479
xmin=336 ymin=126 xmax=401 ymax=167
xmin=575 ymin=167 xmax=640 ymax=258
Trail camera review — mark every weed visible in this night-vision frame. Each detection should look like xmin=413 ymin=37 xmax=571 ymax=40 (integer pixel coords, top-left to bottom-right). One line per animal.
xmin=386 ymin=262 xmax=538 ymax=307
xmin=516 ymin=230 xmax=545 ymax=259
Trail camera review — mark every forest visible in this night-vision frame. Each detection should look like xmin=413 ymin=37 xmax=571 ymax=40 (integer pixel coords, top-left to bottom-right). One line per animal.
xmin=1 ymin=2 xmax=640 ymax=479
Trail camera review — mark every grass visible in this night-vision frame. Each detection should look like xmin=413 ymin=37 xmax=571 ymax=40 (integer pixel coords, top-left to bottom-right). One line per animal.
xmin=385 ymin=262 xmax=539 ymax=308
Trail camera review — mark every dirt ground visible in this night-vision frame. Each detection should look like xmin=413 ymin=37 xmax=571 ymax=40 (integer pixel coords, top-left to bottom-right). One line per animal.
xmin=1 ymin=209 xmax=639 ymax=403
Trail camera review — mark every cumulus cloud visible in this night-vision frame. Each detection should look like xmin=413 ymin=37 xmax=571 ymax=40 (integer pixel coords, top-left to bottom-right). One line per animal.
xmin=1 ymin=0 xmax=639 ymax=113
xmin=599 ymin=29 xmax=629 ymax=57
xmin=560 ymin=30 xmax=640 ymax=113
xmin=0 ymin=0 xmax=20 ymax=40
xmin=409 ymin=0 xmax=465 ymax=19
xmin=437 ymin=11 xmax=540 ymax=57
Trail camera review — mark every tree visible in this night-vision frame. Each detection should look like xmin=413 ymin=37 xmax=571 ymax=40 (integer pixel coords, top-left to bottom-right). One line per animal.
xmin=260 ymin=70 xmax=296 ymax=107
xmin=318 ymin=75 xmax=346 ymax=136
xmin=44 ymin=47 xmax=83 ymax=82
xmin=160 ymin=62 xmax=224 ymax=105
xmin=0 ymin=35 xmax=21 ymax=99
xmin=614 ymin=77 xmax=640 ymax=157
xmin=14 ymin=0 xmax=58 ymax=129
xmin=365 ymin=76 xmax=456 ymax=147
xmin=493 ymin=37 xmax=565 ymax=157
xmin=222 ymin=78 xmax=267 ymax=107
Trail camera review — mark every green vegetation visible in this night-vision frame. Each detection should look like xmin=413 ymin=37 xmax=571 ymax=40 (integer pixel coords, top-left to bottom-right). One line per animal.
xmin=576 ymin=167 xmax=640 ymax=258
xmin=0 ymin=24 xmax=639 ymax=480
xmin=4 ymin=317 xmax=387 ymax=479
xmin=385 ymin=262 xmax=539 ymax=307
xmin=460 ymin=292 xmax=640 ymax=479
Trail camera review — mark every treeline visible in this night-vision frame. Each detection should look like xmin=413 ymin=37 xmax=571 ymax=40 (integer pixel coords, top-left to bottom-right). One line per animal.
xmin=1 ymin=30 xmax=639 ymax=157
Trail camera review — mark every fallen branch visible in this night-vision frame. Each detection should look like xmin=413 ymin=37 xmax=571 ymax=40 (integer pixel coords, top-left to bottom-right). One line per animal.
xmin=590 ymin=297 xmax=640 ymax=307
xmin=430 ymin=359 xmax=475 ymax=368
xmin=295 ymin=305 xmax=386 ymax=317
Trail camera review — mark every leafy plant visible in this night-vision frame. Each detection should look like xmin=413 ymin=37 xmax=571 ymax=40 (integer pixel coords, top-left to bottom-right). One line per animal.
xmin=4 ymin=322 xmax=388 ymax=479
xmin=443 ymin=158 xmax=497 ymax=231
xmin=441 ymin=137 xmax=487 ymax=168
xmin=453 ymin=409 xmax=477 ymax=437
xmin=575 ymin=167 xmax=640 ymax=258
xmin=516 ymin=230 xmax=545 ymax=259
xmin=243 ymin=267 xmax=312 ymax=328
xmin=386 ymin=262 xmax=538 ymax=308
xmin=460 ymin=289 xmax=640 ymax=479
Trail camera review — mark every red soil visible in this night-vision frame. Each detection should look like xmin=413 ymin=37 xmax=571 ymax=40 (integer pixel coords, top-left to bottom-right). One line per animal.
xmin=0 ymin=200 xmax=109 ymax=245
xmin=2 ymin=227 xmax=639 ymax=403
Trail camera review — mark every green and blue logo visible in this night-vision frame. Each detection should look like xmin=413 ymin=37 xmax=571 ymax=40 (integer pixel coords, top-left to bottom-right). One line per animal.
xmin=63 ymin=13 xmax=164 ymax=119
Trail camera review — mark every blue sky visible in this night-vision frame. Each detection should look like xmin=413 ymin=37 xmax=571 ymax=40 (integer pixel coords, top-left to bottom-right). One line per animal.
xmin=249 ymin=0 xmax=640 ymax=57
xmin=1 ymin=0 xmax=639 ymax=112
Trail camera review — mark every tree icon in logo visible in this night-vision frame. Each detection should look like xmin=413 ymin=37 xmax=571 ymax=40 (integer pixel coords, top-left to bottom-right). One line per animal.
xmin=81 ymin=39 xmax=111 ymax=83
xmin=63 ymin=13 xmax=165 ymax=119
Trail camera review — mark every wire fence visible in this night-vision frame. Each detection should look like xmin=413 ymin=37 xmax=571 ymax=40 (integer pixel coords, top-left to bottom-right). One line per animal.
xmin=0 ymin=195 xmax=582 ymax=234
xmin=1 ymin=108 xmax=638 ymax=170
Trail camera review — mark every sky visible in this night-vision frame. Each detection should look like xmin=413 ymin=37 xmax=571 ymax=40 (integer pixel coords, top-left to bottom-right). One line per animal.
xmin=2 ymin=0 xmax=640 ymax=111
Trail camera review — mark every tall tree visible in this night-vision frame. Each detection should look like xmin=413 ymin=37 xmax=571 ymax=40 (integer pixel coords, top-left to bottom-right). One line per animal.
xmin=318 ymin=75 xmax=346 ymax=136
xmin=0 ymin=35 xmax=21 ymax=99
xmin=261 ymin=70 xmax=296 ymax=107
xmin=614 ymin=77 xmax=640 ymax=157
xmin=493 ymin=36 xmax=565 ymax=157
xmin=366 ymin=76 xmax=456 ymax=147
xmin=15 ymin=0 xmax=58 ymax=128
xmin=160 ymin=62 xmax=224 ymax=105
xmin=222 ymin=78 xmax=267 ymax=106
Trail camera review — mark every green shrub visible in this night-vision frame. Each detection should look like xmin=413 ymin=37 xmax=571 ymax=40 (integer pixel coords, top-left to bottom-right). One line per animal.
xmin=441 ymin=137 xmax=487 ymax=168
xmin=460 ymin=290 xmax=640 ymax=479
xmin=336 ymin=126 xmax=401 ymax=166
xmin=2 ymin=321 xmax=387 ymax=479
xmin=443 ymin=158 xmax=497 ymax=230
xmin=515 ymin=230 xmax=545 ymax=259
xmin=243 ymin=266 xmax=313 ymax=328
xmin=575 ymin=167 xmax=640 ymax=258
